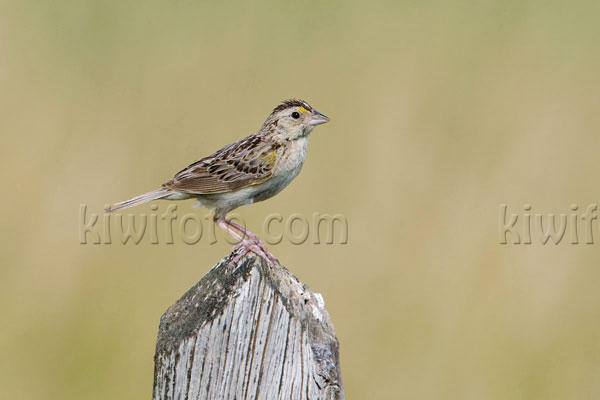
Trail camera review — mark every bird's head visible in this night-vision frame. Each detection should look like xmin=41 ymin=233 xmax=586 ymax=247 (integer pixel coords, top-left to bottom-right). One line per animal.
xmin=263 ymin=99 xmax=329 ymax=140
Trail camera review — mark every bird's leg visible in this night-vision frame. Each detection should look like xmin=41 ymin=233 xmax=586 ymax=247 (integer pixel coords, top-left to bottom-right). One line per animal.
xmin=215 ymin=219 xmax=273 ymax=267
xmin=223 ymin=219 xmax=279 ymax=264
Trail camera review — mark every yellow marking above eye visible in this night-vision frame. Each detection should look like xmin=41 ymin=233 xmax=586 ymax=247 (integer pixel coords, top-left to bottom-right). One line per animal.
xmin=297 ymin=107 xmax=309 ymax=114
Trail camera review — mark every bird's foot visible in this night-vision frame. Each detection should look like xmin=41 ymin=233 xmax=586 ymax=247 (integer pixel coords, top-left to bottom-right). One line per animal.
xmin=224 ymin=219 xmax=279 ymax=265
xmin=242 ymin=235 xmax=279 ymax=265
xmin=231 ymin=239 xmax=276 ymax=267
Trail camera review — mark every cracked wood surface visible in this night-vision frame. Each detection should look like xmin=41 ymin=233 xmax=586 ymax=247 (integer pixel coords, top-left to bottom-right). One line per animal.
xmin=153 ymin=251 xmax=344 ymax=400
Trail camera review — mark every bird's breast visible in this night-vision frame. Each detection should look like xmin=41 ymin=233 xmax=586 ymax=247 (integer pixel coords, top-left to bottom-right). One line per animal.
xmin=249 ymin=137 xmax=309 ymax=202
xmin=274 ymin=136 xmax=309 ymax=179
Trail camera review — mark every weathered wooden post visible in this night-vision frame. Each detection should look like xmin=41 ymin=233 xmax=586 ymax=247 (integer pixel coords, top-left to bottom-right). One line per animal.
xmin=152 ymin=251 xmax=344 ymax=400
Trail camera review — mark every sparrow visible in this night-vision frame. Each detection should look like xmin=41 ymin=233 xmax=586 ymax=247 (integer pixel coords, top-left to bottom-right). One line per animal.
xmin=107 ymin=99 xmax=329 ymax=264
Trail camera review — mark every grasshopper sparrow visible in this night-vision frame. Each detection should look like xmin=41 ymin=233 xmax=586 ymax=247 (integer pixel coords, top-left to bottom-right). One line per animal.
xmin=107 ymin=99 xmax=329 ymax=264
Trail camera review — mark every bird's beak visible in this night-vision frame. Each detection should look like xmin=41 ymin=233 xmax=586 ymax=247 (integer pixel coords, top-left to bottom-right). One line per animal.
xmin=308 ymin=110 xmax=330 ymax=126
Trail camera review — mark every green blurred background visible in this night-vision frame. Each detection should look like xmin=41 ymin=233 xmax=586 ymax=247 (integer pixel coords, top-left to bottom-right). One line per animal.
xmin=2 ymin=1 xmax=600 ymax=398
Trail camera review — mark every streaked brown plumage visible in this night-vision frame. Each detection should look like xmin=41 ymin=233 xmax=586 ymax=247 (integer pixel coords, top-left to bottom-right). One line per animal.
xmin=165 ymin=134 xmax=280 ymax=195
xmin=107 ymin=99 xmax=329 ymax=264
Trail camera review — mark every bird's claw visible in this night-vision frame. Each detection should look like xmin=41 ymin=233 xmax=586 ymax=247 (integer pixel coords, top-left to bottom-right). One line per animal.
xmin=231 ymin=239 xmax=276 ymax=268
xmin=239 ymin=233 xmax=279 ymax=264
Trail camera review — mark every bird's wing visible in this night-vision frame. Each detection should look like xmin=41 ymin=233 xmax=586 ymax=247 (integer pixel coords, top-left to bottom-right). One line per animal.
xmin=163 ymin=135 xmax=280 ymax=194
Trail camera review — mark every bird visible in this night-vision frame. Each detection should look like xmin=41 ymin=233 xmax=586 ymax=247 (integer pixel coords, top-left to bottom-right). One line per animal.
xmin=107 ymin=99 xmax=329 ymax=264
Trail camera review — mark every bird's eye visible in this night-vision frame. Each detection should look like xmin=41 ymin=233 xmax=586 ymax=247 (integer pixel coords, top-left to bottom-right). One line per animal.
xmin=291 ymin=111 xmax=300 ymax=119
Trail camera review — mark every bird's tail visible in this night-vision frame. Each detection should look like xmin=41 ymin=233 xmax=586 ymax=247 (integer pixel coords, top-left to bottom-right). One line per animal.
xmin=106 ymin=188 xmax=171 ymax=212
